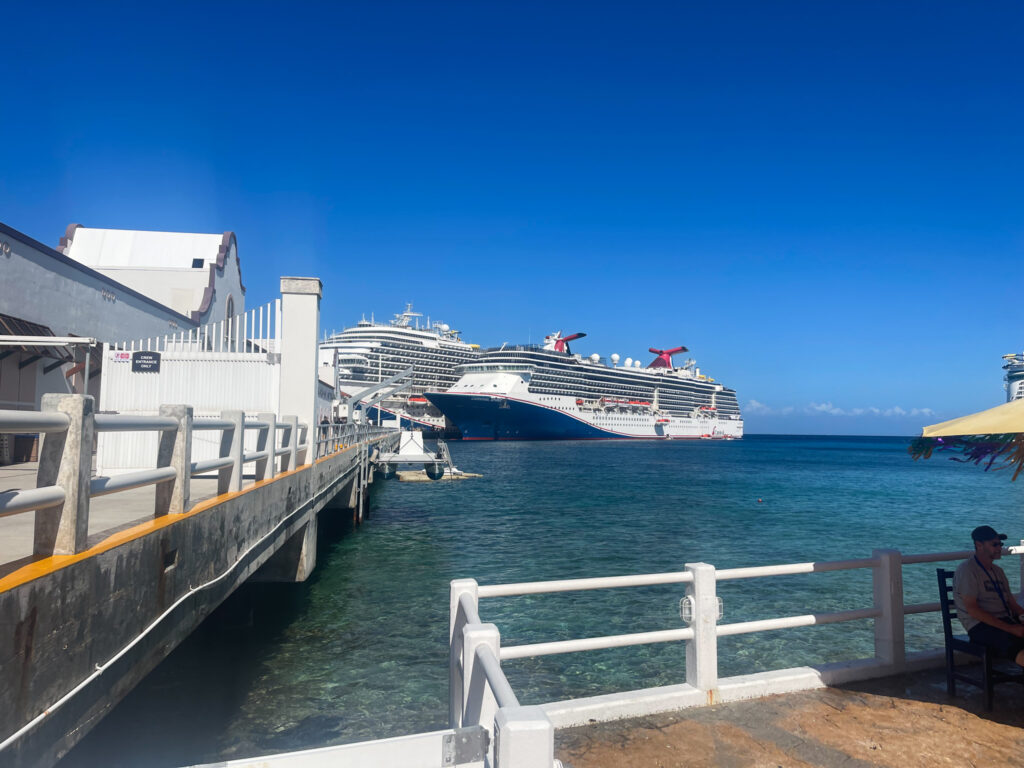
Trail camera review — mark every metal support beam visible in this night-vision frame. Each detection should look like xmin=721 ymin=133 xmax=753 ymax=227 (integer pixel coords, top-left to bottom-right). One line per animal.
xmin=18 ymin=355 xmax=41 ymax=370
xmin=345 ymin=365 xmax=415 ymax=424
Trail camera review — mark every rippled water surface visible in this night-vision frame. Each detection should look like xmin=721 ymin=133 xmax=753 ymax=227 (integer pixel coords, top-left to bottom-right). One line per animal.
xmin=62 ymin=435 xmax=1024 ymax=766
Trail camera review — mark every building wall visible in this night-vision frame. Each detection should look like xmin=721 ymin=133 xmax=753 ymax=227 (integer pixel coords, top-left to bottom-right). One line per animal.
xmin=59 ymin=226 xmax=246 ymax=327
xmin=194 ymin=235 xmax=245 ymax=326
xmin=0 ymin=223 xmax=196 ymax=342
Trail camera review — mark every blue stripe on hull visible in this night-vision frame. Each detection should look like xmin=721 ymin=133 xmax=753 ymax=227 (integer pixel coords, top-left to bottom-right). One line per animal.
xmin=425 ymin=393 xmax=632 ymax=440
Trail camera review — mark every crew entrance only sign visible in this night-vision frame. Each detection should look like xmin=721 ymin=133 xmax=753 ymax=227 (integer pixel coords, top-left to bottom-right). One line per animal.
xmin=131 ymin=351 xmax=161 ymax=373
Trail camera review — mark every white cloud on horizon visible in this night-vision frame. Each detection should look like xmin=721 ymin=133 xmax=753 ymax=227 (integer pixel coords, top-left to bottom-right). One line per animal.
xmin=745 ymin=399 xmax=934 ymax=418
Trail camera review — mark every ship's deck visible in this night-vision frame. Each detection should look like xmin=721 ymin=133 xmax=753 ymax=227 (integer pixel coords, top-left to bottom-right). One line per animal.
xmin=555 ymin=665 xmax=1024 ymax=767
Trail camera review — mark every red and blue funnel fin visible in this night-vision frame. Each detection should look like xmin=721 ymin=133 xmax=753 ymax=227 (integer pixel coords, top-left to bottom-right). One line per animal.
xmin=648 ymin=346 xmax=688 ymax=368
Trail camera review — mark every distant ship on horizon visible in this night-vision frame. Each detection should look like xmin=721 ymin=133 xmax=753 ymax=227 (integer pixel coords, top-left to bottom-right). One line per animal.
xmin=1003 ymin=351 xmax=1024 ymax=402
xmin=425 ymin=330 xmax=743 ymax=440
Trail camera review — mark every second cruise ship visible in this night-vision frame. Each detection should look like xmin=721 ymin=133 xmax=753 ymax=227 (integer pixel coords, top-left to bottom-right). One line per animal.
xmin=320 ymin=304 xmax=480 ymax=434
xmin=426 ymin=331 xmax=743 ymax=440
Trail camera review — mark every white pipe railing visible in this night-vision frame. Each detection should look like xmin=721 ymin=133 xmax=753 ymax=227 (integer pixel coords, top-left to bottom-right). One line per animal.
xmin=0 ymin=396 xmax=343 ymax=561
xmin=451 ymin=545 xmax=1024 ymax=766
xmin=478 ymin=570 xmax=694 ymax=598
xmin=501 ymin=627 xmax=695 ymax=660
xmin=0 ymin=409 xmax=70 ymax=433
xmin=89 ymin=467 xmax=177 ymax=497
xmin=0 ymin=486 xmax=66 ymax=518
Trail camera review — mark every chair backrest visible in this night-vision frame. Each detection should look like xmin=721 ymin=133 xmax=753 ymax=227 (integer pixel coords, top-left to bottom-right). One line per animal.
xmin=937 ymin=568 xmax=958 ymax=642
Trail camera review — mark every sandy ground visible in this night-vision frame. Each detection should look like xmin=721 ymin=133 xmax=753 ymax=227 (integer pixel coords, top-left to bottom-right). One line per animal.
xmin=555 ymin=666 xmax=1024 ymax=768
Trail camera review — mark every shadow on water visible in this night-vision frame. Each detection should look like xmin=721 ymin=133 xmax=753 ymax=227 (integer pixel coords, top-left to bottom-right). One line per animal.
xmin=58 ymin=511 xmax=361 ymax=768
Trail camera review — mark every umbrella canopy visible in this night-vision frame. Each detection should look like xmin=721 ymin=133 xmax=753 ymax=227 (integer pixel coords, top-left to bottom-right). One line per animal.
xmin=911 ymin=399 xmax=1024 ymax=480
xmin=922 ymin=397 xmax=1024 ymax=438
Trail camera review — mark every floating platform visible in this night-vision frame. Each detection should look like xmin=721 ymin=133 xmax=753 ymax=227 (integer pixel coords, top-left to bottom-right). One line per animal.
xmin=396 ymin=470 xmax=482 ymax=482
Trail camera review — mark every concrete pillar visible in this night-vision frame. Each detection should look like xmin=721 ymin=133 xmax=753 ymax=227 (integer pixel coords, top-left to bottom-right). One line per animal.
xmin=684 ymin=562 xmax=718 ymax=696
xmin=450 ymin=579 xmax=480 ymax=727
xmin=494 ymin=706 xmax=554 ymax=768
xmin=251 ymin=518 xmax=318 ymax=582
xmin=35 ymin=394 xmax=93 ymax=556
xmin=218 ymin=410 xmax=244 ymax=494
xmin=279 ymin=277 xmax=322 ymax=452
xmin=155 ymin=405 xmax=192 ymax=515
xmin=873 ymin=548 xmax=905 ymax=668
xmin=255 ymin=412 xmax=276 ymax=481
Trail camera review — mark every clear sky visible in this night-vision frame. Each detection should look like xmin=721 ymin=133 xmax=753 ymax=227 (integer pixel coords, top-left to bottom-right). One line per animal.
xmin=2 ymin=2 xmax=1022 ymax=435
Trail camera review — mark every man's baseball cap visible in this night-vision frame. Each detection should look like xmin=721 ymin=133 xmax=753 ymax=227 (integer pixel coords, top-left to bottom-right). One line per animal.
xmin=971 ymin=525 xmax=1008 ymax=543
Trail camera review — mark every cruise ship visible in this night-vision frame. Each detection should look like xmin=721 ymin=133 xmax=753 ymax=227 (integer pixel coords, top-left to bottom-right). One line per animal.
xmin=320 ymin=305 xmax=480 ymax=435
xmin=1002 ymin=352 xmax=1024 ymax=401
xmin=425 ymin=331 xmax=743 ymax=440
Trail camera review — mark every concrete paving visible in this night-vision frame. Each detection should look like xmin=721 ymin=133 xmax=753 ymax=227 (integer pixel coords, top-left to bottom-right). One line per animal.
xmin=555 ymin=666 xmax=1024 ymax=768
xmin=1 ymin=461 xmax=222 ymax=576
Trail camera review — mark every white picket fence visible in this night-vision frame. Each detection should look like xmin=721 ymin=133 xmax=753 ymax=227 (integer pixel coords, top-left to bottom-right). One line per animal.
xmin=118 ymin=300 xmax=282 ymax=355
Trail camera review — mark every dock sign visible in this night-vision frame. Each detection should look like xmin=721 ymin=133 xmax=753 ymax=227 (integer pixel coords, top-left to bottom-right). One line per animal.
xmin=131 ymin=351 xmax=161 ymax=373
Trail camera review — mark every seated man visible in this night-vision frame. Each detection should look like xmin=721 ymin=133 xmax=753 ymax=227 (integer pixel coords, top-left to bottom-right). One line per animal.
xmin=954 ymin=525 xmax=1024 ymax=667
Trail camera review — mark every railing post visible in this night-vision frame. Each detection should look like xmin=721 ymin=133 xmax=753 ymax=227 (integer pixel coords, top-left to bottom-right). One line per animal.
xmin=256 ymin=412 xmax=275 ymax=480
xmin=35 ymin=394 xmax=93 ymax=556
xmin=156 ymin=404 xmax=192 ymax=515
xmin=450 ymin=579 xmax=480 ymax=727
xmin=873 ymin=548 xmax=905 ymax=669
xmin=218 ymin=410 xmax=244 ymax=494
xmin=494 ymin=706 xmax=554 ymax=768
xmin=462 ymin=622 xmax=501 ymax=756
xmin=1018 ymin=539 xmax=1024 ymax=601
xmin=684 ymin=562 xmax=718 ymax=697
xmin=297 ymin=421 xmax=309 ymax=466
xmin=282 ymin=415 xmax=299 ymax=472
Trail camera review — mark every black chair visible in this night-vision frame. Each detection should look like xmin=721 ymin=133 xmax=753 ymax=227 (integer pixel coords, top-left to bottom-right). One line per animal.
xmin=937 ymin=568 xmax=1022 ymax=710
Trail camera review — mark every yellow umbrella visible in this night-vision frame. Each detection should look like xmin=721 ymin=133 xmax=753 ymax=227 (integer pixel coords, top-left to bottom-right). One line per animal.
xmin=922 ymin=398 xmax=1024 ymax=438
xmin=913 ymin=399 xmax=1024 ymax=480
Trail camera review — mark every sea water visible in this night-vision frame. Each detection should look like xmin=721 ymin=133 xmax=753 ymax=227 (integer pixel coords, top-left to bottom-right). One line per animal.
xmin=61 ymin=435 xmax=1024 ymax=766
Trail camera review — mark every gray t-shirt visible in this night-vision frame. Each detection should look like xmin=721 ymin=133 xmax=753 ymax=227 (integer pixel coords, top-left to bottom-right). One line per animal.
xmin=953 ymin=556 xmax=1013 ymax=633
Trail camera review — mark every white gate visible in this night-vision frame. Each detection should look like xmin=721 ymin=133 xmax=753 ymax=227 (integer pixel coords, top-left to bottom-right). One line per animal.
xmin=98 ymin=301 xmax=282 ymax=472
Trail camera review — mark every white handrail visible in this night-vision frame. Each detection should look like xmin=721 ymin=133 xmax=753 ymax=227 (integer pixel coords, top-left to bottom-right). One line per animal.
xmin=715 ymin=607 xmax=881 ymax=637
xmin=475 ymin=644 xmax=520 ymax=708
xmin=0 ymin=486 xmax=66 ymax=517
xmin=0 ymin=409 xmax=70 ymax=434
xmin=90 ymin=467 xmax=177 ymax=497
xmin=500 ymin=626 xmax=695 ymax=660
xmin=191 ymin=457 xmax=234 ymax=475
xmin=94 ymin=414 xmax=178 ymax=432
xmin=716 ymin=557 xmax=879 ymax=580
xmin=478 ymin=570 xmax=694 ymax=598
xmin=193 ymin=418 xmax=235 ymax=431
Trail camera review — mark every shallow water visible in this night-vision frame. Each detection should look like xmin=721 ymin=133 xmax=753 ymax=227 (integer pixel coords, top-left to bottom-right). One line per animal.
xmin=61 ymin=435 xmax=1024 ymax=766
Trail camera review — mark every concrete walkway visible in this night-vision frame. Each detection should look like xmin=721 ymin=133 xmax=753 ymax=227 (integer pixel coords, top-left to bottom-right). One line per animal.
xmin=555 ymin=666 xmax=1024 ymax=767
xmin=0 ymin=461 xmax=221 ymax=577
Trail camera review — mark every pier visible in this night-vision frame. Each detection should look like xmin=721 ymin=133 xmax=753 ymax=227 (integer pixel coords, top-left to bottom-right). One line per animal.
xmin=0 ymin=277 xmax=400 ymax=768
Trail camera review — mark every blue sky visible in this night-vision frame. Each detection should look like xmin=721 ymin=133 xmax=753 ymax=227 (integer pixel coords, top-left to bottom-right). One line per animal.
xmin=2 ymin=2 xmax=1022 ymax=435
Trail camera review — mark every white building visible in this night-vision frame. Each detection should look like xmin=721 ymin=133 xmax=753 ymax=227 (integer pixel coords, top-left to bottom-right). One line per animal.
xmin=0 ymin=221 xmax=247 ymax=462
xmin=58 ymin=224 xmax=245 ymax=325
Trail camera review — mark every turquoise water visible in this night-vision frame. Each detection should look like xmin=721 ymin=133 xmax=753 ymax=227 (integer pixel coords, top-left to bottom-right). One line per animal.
xmin=62 ymin=435 xmax=1024 ymax=766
